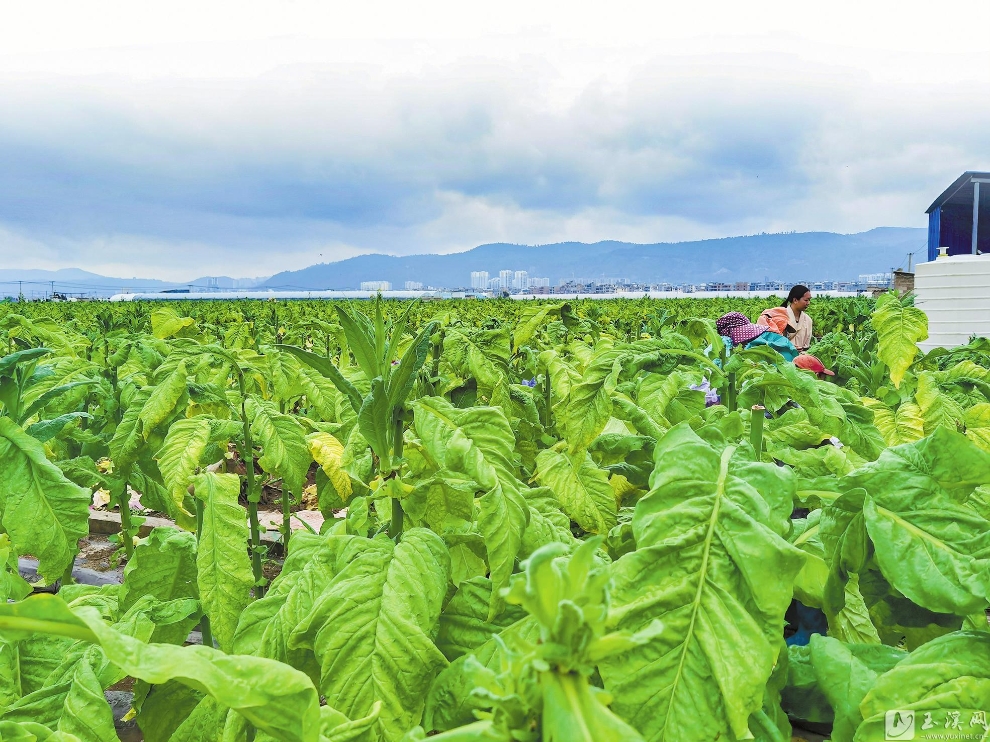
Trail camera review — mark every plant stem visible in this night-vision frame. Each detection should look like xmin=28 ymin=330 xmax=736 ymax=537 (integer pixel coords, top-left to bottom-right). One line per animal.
xmin=248 ymin=501 xmax=264 ymax=597
xmin=281 ymin=487 xmax=291 ymax=552
xmin=727 ymin=372 xmax=737 ymax=412
xmin=388 ymin=411 xmax=404 ymax=541
xmin=750 ymin=404 xmax=766 ymax=456
xmin=118 ymin=482 xmax=134 ymax=560
xmin=195 ymin=495 xmax=215 ymax=649
xmin=238 ymin=373 xmax=266 ymax=597
xmin=542 ymin=373 xmax=552 ymax=428
xmin=749 ymin=710 xmax=788 ymax=742
xmin=388 ymin=497 xmax=404 ymax=540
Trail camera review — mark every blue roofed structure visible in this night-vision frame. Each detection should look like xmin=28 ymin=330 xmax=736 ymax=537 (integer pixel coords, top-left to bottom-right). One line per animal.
xmin=926 ymin=171 xmax=990 ymax=261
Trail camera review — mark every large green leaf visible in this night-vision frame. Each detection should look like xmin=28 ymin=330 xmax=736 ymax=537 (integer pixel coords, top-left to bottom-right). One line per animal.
xmin=267 ymin=351 xmax=305 ymax=406
xmin=828 ymin=574 xmax=881 ymax=645
xmin=0 ymin=347 xmax=51 ymax=378
xmin=871 ymin=293 xmax=927 ymax=388
xmin=819 ymin=488 xmax=872 ymax=616
xmin=599 ymin=424 xmax=806 ymax=742
xmin=0 ymin=594 xmax=323 ymax=742
xmin=534 ymin=446 xmax=617 ymax=534
xmin=541 ymin=671 xmax=646 ymax=742
xmin=120 ymin=528 xmax=199 ymax=613
xmin=193 ymin=472 xmax=254 ymax=652
xmin=231 ymin=532 xmax=342 ymax=684
xmin=156 ymin=416 xmax=212 ymax=514
xmin=56 ymin=660 xmax=118 ymax=742
xmin=401 ymin=476 xmax=476 ymax=537
xmin=134 ymin=680 xmax=205 ymax=742
xmin=24 ymin=412 xmax=92 ymax=444
xmin=638 ymin=370 xmax=705 ymax=427
xmin=140 ymin=362 xmax=190 ymax=438
xmin=357 ymin=377 xmax=391 ymax=468
xmin=435 ymin=577 xmax=525 ymax=661
xmin=386 ymin=321 xmax=434 ymax=410
xmin=291 ymin=530 xmax=450 ymax=741
xmin=562 ymin=345 xmax=623 ymax=452
xmin=781 ymin=638 xmax=907 ymax=742
xmin=412 ymin=397 xmax=528 ymax=616
xmin=512 ymin=302 xmax=563 ymax=353
xmin=856 ymin=631 xmax=990 ymax=741
xmin=538 ymin=349 xmax=580 ymax=404
xmin=110 ymin=378 xmax=188 ymax=473
xmin=246 ymin=397 xmax=310 ymax=501
xmin=0 ymin=417 xmax=90 ymax=583
xmin=610 ymin=392 xmax=667 ymax=440
xmin=334 ymin=305 xmax=381 ymax=382
xmin=844 ymin=429 xmax=990 ymax=614
xmin=805 ymin=635 xmax=878 ymax=742
xmin=276 ymin=345 xmax=362 ymax=414
xmin=441 ymin=328 xmax=512 ymax=411
xmin=863 ymin=496 xmax=990 ymax=615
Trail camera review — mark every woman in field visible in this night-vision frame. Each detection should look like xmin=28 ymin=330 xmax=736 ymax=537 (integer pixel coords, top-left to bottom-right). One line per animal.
xmin=768 ymin=284 xmax=813 ymax=352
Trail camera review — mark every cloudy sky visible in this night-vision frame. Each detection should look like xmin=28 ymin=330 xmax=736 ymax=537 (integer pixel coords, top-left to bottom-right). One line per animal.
xmin=2 ymin=0 xmax=990 ymax=280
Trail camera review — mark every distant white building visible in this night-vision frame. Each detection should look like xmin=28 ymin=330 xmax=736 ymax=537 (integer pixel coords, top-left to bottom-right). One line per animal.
xmin=499 ymin=270 xmax=513 ymax=290
xmin=404 ymin=280 xmax=423 ymax=290
xmin=360 ymin=281 xmax=392 ymax=291
xmin=858 ymin=273 xmax=892 ymax=286
xmin=512 ymin=271 xmax=529 ymax=290
xmin=470 ymin=271 xmax=489 ymax=290
xmin=529 ymin=277 xmax=550 ymax=288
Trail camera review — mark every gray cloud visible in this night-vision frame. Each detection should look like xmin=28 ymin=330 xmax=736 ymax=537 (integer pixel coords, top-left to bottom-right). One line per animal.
xmin=1 ymin=52 xmax=989 ymax=278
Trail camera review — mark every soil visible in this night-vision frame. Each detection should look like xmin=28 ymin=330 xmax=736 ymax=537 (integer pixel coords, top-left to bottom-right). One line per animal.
xmin=262 ymin=559 xmax=284 ymax=583
xmin=107 ymin=676 xmax=136 ymax=693
xmin=76 ymin=534 xmax=124 ymax=572
xmin=224 ymin=446 xmax=320 ymax=512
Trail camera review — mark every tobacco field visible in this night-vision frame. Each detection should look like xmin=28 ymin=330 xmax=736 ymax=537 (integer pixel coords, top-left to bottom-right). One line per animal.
xmin=1 ymin=293 xmax=989 ymax=742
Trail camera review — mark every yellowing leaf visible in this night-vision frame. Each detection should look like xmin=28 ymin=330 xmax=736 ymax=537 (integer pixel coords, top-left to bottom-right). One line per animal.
xmin=871 ymin=293 xmax=927 ymax=388
xmin=965 ymin=403 xmax=990 ymax=452
xmin=915 ymin=371 xmax=965 ymax=435
xmin=307 ymin=432 xmax=352 ymax=503
xmin=862 ymin=398 xmax=925 ymax=447
xmin=151 ymin=308 xmax=197 ymax=339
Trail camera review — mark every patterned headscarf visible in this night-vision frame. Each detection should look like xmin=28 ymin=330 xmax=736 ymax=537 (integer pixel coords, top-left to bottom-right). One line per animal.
xmin=716 ymin=312 xmax=769 ymax=346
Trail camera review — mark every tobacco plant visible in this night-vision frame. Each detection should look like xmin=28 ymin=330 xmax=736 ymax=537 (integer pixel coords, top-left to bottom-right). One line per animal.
xmin=0 ymin=295 xmax=989 ymax=741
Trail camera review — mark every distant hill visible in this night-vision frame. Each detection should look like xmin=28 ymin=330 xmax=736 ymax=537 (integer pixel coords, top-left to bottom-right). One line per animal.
xmin=0 ymin=269 xmax=267 ymax=299
xmin=0 ymin=228 xmax=926 ymax=298
xmin=262 ymin=228 xmax=926 ymax=290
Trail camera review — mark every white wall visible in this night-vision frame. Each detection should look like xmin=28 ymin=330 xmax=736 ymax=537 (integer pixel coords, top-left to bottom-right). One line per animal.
xmin=915 ymin=255 xmax=990 ymax=351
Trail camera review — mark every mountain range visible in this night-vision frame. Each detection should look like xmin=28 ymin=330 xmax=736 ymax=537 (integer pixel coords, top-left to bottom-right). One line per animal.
xmin=262 ymin=228 xmax=925 ymax=290
xmin=0 ymin=228 xmax=926 ymax=298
